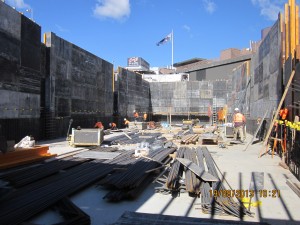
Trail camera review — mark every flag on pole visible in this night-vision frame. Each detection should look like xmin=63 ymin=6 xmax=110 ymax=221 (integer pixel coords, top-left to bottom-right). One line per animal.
xmin=156 ymin=32 xmax=172 ymax=46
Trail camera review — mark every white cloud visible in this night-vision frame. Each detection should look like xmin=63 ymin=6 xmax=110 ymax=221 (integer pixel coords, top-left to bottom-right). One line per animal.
xmin=93 ymin=0 xmax=130 ymax=20
xmin=251 ymin=0 xmax=283 ymax=21
xmin=6 ymin=0 xmax=30 ymax=9
xmin=183 ymin=25 xmax=191 ymax=32
xmin=202 ymin=0 xmax=216 ymax=14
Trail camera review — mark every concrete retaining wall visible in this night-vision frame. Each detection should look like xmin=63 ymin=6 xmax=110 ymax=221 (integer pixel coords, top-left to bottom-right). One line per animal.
xmin=0 ymin=2 xmax=42 ymax=142
xmin=150 ymin=81 xmax=213 ymax=116
xmin=249 ymin=19 xmax=282 ymax=124
xmin=43 ymin=32 xmax=114 ymax=137
xmin=115 ymin=68 xmax=151 ymax=123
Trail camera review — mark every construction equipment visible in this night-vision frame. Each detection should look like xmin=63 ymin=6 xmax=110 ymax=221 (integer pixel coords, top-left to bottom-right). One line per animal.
xmin=128 ymin=122 xmax=147 ymax=130
xmin=69 ymin=128 xmax=103 ymax=147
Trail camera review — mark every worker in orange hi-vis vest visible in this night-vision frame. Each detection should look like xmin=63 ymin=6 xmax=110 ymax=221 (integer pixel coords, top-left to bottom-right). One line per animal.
xmin=279 ymin=108 xmax=288 ymax=120
xmin=124 ymin=118 xmax=130 ymax=128
xmin=143 ymin=113 xmax=147 ymax=121
xmin=94 ymin=121 xmax=104 ymax=129
xmin=109 ymin=122 xmax=117 ymax=130
xmin=232 ymin=108 xmax=246 ymax=142
xmin=217 ymin=109 xmax=225 ymax=124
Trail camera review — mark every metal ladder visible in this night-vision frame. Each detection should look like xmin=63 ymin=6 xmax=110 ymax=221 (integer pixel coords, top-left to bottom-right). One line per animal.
xmin=212 ymin=97 xmax=217 ymax=125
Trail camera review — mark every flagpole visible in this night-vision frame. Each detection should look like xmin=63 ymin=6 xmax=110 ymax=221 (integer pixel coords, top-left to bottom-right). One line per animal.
xmin=171 ymin=30 xmax=174 ymax=69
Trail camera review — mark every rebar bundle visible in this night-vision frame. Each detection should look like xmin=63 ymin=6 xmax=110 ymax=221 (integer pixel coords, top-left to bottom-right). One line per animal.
xmin=0 ymin=150 xmax=137 ymax=225
xmin=200 ymin=146 xmax=252 ymax=217
xmin=54 ymin=198 xmax=91 ymax=225
xmin=181 ymin=134 xmax=199 ymax=144
xmin=98 ymin=147 xmax=176 ymax=201
xmin=166 ymin=147 xmax=185 ymax=190
xmin=105 ymin=132 xmax=162 ymax=145
xmin=183 ymin=148 xmax=201 ymax=195
xmin=0 ymin=157 xmax=90 ymax=188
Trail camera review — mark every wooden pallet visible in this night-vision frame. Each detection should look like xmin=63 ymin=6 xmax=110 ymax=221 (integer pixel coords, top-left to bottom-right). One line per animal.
xmin=200 ymin=137 xmax=219 ymax=145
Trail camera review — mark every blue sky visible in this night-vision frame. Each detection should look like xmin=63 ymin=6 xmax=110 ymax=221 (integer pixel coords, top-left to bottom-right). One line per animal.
xmin=5 ymin=0 xmax=293 ymax=68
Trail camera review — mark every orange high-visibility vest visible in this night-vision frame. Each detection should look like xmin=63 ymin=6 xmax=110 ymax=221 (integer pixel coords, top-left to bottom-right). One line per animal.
xmin=143 ymin=113 xmax=147 ymax=120
xmin=218 ymin=109 xmax=224 ymax=121
xmin=279 ymin=108 xmax=288 ymax=120
xmin=94 ymin=122 xmax=104 ymax=129
xmin=233 ymin=113 xmax=245 ymax=123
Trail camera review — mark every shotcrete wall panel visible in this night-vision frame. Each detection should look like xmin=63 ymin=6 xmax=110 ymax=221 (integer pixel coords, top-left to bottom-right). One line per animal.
xmin=150 ymin=81 xmax=213 ymax=115
xmin=21 ymin=15 xmax=41 ymax=71
xmin=230 ymin=62 xmax=250 ymax=113
xmin=0 ymin=90 xmax=39 ymax=118
xmin=189 ymin=62 xmax=244 ymax=81
xmin=249 ymin=19 xmax=282 ymax=121
xmin=44 ymin=32 xmax=113 ymax=133
xmin=0 ymin=2 xmax=21 ymax=40
xmin=0 ymin=58 xmax=19 ymax=90
xmin=0 ymin=32 xmax=20 ymax=62
xmin=116 ymin=68 xmax=151 ymax=120
xmin=0 ymin=2 xmax=42 ymax=126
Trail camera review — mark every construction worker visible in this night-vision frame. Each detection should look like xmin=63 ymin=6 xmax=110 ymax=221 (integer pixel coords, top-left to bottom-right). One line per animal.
xmin=94 ymin=121 xmax=104 ymax=129
xmin=232 ymin=108 xmax=246 ymax=142
xmin=109 ymin=122 xmax=117 ymax=130
xmin=143 ymin=113 xmax=147 ymax=121
xmin=279 ymin=108 xmax=288 ymax=120
xmin=133 ymin=111 xmax=139 ymax=122
xmin=124 ymin=118 xmax=130 ymax=128
xmin=217 ymin=109 xmax=225 ymax=124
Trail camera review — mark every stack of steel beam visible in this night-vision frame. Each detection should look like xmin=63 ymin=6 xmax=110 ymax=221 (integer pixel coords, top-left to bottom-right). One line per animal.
xmin=157 ymin=146 xmax=252 ymax=218
xmin=104 ymin=133 xmax=138 ymax=145
xmin=104 ymin=132 xmax=162 ymax=145
xmin=181 ymin=134 xmax=199 ymax=144
xmin=0 ymin=157 xmax=90 ymax=189
xmin=200 ymin=146 xmax=252 ymax=217
xmin=54 ymin=198 xmax=91 ymax=225
xmin=99 ymin=147 xmax=176 ymax=201
xmin=183 ymin=148 xmax=201 ymax=195
xmin=166 ymin=147 xmax=186 ymax=190
xmin=0 ymin=150 xmax=137 ymax=225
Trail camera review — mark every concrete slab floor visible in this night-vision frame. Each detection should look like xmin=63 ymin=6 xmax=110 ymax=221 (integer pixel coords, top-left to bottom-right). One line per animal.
xmin=29 ymin=131 xmax=300 ymax=225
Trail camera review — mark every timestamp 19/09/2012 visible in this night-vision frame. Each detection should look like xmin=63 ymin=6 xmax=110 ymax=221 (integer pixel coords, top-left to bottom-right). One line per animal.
xmin=209 ymin=189 xmax=281 ymax=198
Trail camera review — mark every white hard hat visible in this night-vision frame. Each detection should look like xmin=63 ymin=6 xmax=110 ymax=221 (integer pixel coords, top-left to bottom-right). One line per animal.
xmin=124 ymin=118 xmax=126 ymax=121
xmin=234 ymin=108 xmax=239 ymax=112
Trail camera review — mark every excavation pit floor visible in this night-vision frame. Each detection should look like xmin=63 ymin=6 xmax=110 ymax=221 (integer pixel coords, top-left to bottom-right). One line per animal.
xmin=27 ymin=128 xmax=300 ymax=225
